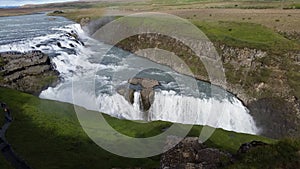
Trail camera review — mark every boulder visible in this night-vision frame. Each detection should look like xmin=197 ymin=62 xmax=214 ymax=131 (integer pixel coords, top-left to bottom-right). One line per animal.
xmin=53 ymin=10 xmax=64 ymax=14
xmin=117 ymin=78 xmax=160 ymax=111
xmin=130 ymin=78 xmax=160 ymax=111
xmin=128 ymin=78 xmax=160 ymax=89
xmin=161 ymin=137 xmax=232 ymax=169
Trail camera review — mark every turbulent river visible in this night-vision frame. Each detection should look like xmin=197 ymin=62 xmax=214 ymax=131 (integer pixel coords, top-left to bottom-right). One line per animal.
xmin=0 ymin=13 xmax=259 ymax=134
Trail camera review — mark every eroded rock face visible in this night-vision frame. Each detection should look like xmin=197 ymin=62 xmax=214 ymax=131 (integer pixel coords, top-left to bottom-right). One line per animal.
xmin=0 ymin=51 xmax=59 ymax=95
xmin=248 ymin=98 xmax=300 ymax=138
xmin=117 ymin=78 xmax=160 ymax=111
xmin=161 ymin=137 xmax=232 ymax=169
xmin=116 ymin=86 xmax=135 ymax=104
xmin=140 ymin=88 xmax=155 ymax=111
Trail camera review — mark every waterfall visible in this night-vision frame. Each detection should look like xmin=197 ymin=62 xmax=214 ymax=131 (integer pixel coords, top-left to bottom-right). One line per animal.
xmin=133 ymin=91 xmax=141 ymax=111
xmin=148 ymin=90 xmax=258 ymax=134
xmin=0 ymin=13 xmax=259 ymax=135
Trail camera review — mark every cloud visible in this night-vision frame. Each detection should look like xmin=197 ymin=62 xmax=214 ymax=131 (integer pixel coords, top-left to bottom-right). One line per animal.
xmin=0 ymin=0 xmax=76 ymax=6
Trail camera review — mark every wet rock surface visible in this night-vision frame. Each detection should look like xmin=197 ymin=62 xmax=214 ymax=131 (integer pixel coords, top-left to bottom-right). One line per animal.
xmin=117 ymin=78 xmax=160 ymax=111
xmin=0 ymin=50 xmax=59 ymax=95
xmin=116 ymin=85 xmax=135 ymax=104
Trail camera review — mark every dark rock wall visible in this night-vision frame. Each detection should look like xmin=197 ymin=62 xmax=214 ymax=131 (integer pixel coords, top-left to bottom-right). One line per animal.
xmin=0 ymin=51 xmax=59 ymax=95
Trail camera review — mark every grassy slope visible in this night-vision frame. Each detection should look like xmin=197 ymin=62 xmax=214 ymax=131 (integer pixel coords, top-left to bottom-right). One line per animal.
xmin=226 ymin=139 xmax=300 ymax=169
xmin=194 ymin=20 xmax=299 ymax=52
xmin=0 ymin=87 xmax=273 ymax=169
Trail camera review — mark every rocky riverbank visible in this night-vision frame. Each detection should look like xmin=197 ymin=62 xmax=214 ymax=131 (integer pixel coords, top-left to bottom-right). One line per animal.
xmin=0 ymin=51 xmax=59 ymax=95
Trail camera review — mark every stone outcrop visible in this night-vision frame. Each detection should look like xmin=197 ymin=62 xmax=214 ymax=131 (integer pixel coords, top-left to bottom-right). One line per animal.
xmin=160 ymin=137 xmax=271 ymax=169
xmin=248 ymin=98 xmax=300 ymax=138
xmin=53 ymin=10 xmax=64 ymax=14
xmin=219 ymin=45 xmax=300 ymax=138
xmin=116 ymin=85 xmax=135 ymax=104
xmin=161 ymin=137 xmax=232 ymax=169
xmin=0 ymin=51 xmax=59 ymax=95
xmin=117 ymin=78 xmax=160 ymax=111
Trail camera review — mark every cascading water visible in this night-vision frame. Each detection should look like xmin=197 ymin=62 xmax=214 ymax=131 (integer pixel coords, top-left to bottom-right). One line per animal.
xmin=133 ymin=91 xmax=141 ymax=111
xmin=149 ymin=91 xmax=257 ymax=134
xmin=0 ymin=13 xmax=259 ymax=135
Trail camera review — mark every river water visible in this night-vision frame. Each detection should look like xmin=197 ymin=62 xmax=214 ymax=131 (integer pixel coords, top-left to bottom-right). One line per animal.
xmin=0 ymin=13 xmax=259 ymax=134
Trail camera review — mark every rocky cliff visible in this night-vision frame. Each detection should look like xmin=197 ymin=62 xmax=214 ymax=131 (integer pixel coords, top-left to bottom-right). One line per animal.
xmin=0 ymin=51 xmax=59 ymax=95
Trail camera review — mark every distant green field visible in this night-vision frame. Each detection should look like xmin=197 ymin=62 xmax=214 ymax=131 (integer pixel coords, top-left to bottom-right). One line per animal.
xmin=151 ymin=0 xmax=294 ymax=5
xmin=152 ymin=0 xmax=211 ymax=4
xmin=0 ymin=87 xmax=274 ymax=169
xmin=194 ymin=20 xmax=299 ymax=52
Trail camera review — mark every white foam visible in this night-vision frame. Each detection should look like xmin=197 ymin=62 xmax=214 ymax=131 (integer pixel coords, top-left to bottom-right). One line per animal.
xmin=133 ymin=91 xmax=141 ymax=111
xmin=68 ymin=89 xmax=259 ymax=134
xmin=149 ymin=91 xmax=258 ymax=134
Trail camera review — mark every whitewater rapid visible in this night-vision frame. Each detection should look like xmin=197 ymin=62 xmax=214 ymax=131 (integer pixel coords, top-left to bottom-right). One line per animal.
xmin=0 ymin=14 xmax=259 ymax=134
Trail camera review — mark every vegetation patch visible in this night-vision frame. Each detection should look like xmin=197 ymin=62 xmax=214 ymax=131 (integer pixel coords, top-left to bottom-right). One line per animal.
xmin=285 ymin=3 xmax=300 ymax=9
xmin=0 ymin=57 xmax=4 ymax=67
xmin=287 ymin=67 xmax=300 ymax=99
xmin=226 ymin=139 xmax=300 ymax=168
xmin=193 ymin=21 xmax=299 ymax=52
xmin=38 ymin=75 xmax=58 ymax=89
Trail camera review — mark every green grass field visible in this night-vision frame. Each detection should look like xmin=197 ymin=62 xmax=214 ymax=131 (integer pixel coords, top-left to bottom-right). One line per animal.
xmin=226 ymin=138 xmax=300 ymax=169
xmin=194 ymin=20 xmax=299 ymax=52
xmin=0 ymin=87 xmax=275 ymax=169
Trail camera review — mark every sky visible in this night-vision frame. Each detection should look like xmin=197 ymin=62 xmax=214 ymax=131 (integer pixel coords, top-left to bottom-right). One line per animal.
xmin=0 ymin=0 xmax=77 ymax=6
